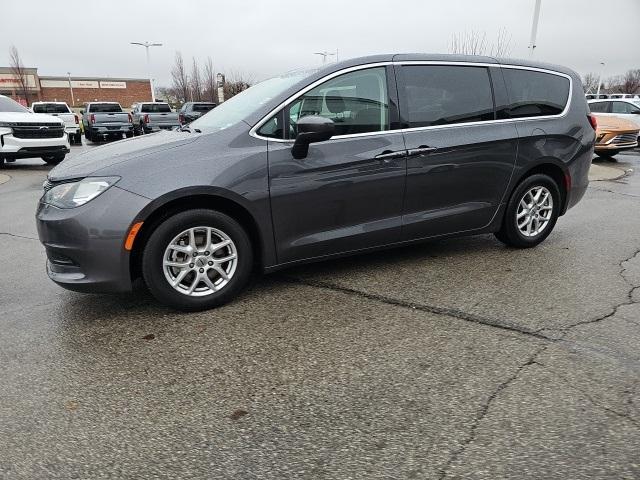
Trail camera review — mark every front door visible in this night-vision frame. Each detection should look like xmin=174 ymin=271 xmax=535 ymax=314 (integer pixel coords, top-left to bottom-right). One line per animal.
xmin=395 ymin=63 xmax=518 ymax=240
xmin=265 ymin=66 xmax=407 ymax=264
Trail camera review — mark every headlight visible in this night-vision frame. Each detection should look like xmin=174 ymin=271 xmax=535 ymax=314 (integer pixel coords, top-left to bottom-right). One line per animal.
xmin=43 ymin=176 xmax=120 ymax=208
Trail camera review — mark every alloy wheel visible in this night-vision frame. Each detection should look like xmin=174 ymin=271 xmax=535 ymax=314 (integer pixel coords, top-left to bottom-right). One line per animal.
xmin=516 ymin=186 xmax=554 ymax=237
xmin=162 ymin=226 xmax=238 ymax=296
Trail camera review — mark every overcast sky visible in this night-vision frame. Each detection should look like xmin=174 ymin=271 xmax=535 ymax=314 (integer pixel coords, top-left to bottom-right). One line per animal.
xmin=2 ymin=0 xmax=638 ymax=86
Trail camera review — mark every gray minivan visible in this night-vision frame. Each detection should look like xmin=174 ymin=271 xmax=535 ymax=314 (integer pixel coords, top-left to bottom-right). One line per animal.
xmin=37 ymin=54 xmax=596 ymax=311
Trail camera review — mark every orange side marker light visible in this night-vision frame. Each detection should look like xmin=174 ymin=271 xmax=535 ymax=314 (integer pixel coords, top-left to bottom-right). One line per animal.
xmin=124 ymin=222 xmax=144 ymax=251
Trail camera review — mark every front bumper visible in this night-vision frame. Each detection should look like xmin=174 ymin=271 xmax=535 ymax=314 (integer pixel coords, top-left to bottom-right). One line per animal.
xmin=1 ymin=133 xmax=69 ymax=159
xmin=36 ymin=185 xmax=150 ymax=293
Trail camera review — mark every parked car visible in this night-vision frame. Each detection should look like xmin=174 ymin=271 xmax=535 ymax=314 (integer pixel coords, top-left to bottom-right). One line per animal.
xmin=131 ymin=102 xmax=180 ymax=135
xmin=178 ymin=102 xmax=217 ymax=125
xmin=37 ymin=54 xmax=595 ymax=311
xmin=592 ymin=115 xmax=639 ymax=158
xmin=0 ymin=95 xmax=69 ymax=166
xmin=81 ymin=102 xmax=133 ymax=142
xmin=586 ymin=94 xmax=609 ymax=100
xmin=588 ymin=98 xmax=640 ymax=132
xmin=608 ymin=94 xmax=640 ymax=100
xmin=31 ymin=101 xmax=82 ymax=145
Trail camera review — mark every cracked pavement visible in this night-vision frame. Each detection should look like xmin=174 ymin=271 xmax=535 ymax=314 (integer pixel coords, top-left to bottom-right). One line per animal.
xmin=1 ymin=146 xmax=639 ymax=479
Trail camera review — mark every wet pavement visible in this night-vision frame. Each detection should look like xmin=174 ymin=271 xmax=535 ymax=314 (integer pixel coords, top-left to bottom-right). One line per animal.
xmin=1 ymin=142 xmax=639 ymax=479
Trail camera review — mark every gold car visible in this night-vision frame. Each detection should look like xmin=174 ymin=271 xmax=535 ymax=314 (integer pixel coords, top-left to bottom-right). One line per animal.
xmin=593 ymin=114 xmax=639 ymax=157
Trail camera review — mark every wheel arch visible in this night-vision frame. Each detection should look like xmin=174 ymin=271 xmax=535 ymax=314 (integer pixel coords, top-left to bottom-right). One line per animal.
xmin=511 ymin=160 xmax=569 ymax=215
xmin=129 ymin=187 xmax=270 ymax=284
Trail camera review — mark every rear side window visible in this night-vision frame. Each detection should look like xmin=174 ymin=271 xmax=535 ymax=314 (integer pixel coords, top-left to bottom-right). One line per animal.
xmin=501 ymin=69 xmax=570 ymax=118
xmin=589 ymin=102 xmax=608 ymax=113
xmin=193 ymin=103 xmax=216 ymax=112
xmin=611 ymin=101 xmax=638 ymax=114
xmin=33 ymin=103 xmax=70 ymax=114
xmin=399 ymin=65 xmax=495 ymax=128
xmin=141 ymin=103 xmax=172 ymax=113
xmin=90 ymin=103 xmax=123 ymax=113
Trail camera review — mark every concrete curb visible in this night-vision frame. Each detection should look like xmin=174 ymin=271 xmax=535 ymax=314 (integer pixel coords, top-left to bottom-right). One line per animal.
xmin=589 ymin=163 xmax=630 ymax=182
xmin=0 ymin=174 xmax=10 ymax=186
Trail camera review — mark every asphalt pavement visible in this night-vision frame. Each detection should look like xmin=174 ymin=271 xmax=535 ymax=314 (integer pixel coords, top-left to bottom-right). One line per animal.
xmin=1 ymin=141 xmax=639 ymax=479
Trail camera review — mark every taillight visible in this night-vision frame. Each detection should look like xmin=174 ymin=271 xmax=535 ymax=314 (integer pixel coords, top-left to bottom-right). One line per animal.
xmin=587 ymin=113 xmax=597 ymax=130
xmin=128 ymin=113 xmax=133 ymax=123
xmin=90 ymin=113 xmax=95 ymax=124
xmin=74 ymin=114 xmax=79 ymax=124
xmin=179 ymin=113 xmax=185 ymax=124
xmin=144 ymin=114 xmax=150 ymax=124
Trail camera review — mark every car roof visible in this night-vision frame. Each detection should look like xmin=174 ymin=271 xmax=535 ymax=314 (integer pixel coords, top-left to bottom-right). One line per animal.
xmin=588 ymin=98 xmax=638 ymax=103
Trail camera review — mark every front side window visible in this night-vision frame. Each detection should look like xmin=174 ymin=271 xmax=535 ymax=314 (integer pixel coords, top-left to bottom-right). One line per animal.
xmin=398 ymin=65 xmax=495 ymax=128
xmin=612 ymin=102 xmax=632 ymax=114
xmin=502 ymin=68 xmax=570 ymax=118
xmin=589 ymin=102 xmax=608 ymax=113
xmin=286 ymin=67 xmax=389 ymax=138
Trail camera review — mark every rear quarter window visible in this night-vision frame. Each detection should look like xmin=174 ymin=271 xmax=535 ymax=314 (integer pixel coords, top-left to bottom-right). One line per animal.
xmin=500 ymin=69 xmax=570 ymax=118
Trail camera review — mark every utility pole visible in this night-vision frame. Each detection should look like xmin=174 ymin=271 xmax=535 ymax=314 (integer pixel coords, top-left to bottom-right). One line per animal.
xmin=528 ymin=0 xmax=542 ymax=57
xmin=67 ymin=71 xmax=74 ymax=107
xmin=130 ymin=41 xmax=162 ymax=102
xmin=596 ymin=62 xmax=605 ymax=98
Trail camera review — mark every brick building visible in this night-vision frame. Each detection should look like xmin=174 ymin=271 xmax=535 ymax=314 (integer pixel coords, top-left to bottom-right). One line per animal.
xmin=0 ymin=67 xmax=152 ymax=109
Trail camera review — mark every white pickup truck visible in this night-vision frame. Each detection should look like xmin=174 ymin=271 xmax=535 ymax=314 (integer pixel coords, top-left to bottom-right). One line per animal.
xmin=0 ymin=95 xmax=69 ymax=166
xmin=31 ymin=101 xmax=82 ymax=144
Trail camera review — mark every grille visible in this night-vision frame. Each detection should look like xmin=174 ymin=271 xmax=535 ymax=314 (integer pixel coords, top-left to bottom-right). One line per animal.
xmin=611 ymin=133 xmax=638 ymax=145
xmin=12 ymin=124 xmax=65 ymax=139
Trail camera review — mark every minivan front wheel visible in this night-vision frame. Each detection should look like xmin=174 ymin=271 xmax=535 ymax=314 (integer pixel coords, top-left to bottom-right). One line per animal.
xmin=495 ymin=174 xmax=560 ymax=248
xmin=142 ymin=209 xmax=253 ymax=311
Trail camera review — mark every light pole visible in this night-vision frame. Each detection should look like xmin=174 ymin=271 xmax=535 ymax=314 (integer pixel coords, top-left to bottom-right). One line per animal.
xmin=130 ymin=41 xmax=162 ymax=102
xmin=528 ymin=0 xmax=542 ymax=57
xmin=596 ymin=62 xmax=605 ymax=98
xmin=314 ymin=51 xmax=336 ymax=64
xmin=67 ymin=71 xmax=75 ymax=107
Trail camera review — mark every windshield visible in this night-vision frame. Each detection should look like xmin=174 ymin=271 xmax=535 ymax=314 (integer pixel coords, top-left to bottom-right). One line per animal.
xmin=190 ymin=70 xmax=315 ymax=132
xmin=0 ymin=96 xmax=29 ymax=113
xmin=32 ymin=103 xmax=71 ymax=114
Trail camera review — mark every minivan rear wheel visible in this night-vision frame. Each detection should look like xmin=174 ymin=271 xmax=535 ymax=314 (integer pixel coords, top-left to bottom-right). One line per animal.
xmin=142 ymin=209 xmax=253 ymax=311
xmin=494 ymin=174 xmax=560 ymax=248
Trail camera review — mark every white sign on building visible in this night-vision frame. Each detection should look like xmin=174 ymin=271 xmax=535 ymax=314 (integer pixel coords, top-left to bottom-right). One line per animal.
xmin=99 ymin=81 xmax=127 ymax=89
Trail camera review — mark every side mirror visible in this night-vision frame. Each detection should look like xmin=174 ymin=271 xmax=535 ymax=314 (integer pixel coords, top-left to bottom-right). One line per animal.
xmin=80 ymin=110 xmax=84 ymax=115
xmin=292 ymin=115 xmax=335 ymax=160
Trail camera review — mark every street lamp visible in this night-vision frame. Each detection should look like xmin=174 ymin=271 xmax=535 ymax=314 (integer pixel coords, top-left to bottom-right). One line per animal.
xmin=596 ymin=62 xmax=605 ymax=98
xmin=314 ymin=51 xmax=337 ymax=64
xmin=130 ymin=41 xmax=162 ymax=102
xmin=528 ymin=0 xmax=542 ymax=57
xmin=67 ymin=71 xmax=74 ymax=107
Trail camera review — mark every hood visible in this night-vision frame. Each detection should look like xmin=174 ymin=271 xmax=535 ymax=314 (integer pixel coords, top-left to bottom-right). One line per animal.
xmin=48 ymin=131 xmax=201 ymax=181
xmin=2 ymin=112 xmax=64 ymax=125
xmin=594 ymin=114 xmax=640 ymax=132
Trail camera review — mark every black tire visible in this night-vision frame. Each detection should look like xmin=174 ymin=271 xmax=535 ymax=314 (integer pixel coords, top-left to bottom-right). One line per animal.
xmin=125 ymin=131 xmax=134 ymax=138
xmin=596 ymin=150 xmax=619 ymax=159
xmin=494 ymin=173 xmax=561 ymax=248
xmin=42 ymin=154 xmax=65 ymax=165
xmin=85 ymin=129 xmax=94 ymax=142
xmin=0 ymin=157 xmax=5 ymax=168
xmin=75 ymin=133 xmax=83 ymax=144
xmin=142 ymin=209 xmax=253 ymax=311
xmin=139 ymin=123 xmax=145 ymax=135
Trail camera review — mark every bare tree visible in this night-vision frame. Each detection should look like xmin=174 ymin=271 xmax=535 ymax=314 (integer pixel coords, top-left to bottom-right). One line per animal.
xmin=203 ymin=56 xmax=217 ymax=103
xmin=9 ymin=45 xmax=31 ymax=105
xmin=582 ymin=72 xmax=600 ymax=93
xmin=190 ymin=57 xmax=203 ymax=102
xmin=223 ymin=71 xmax=253 ymax=99
xmin=604 ymin=75 xmax=623 ymax=93
xmin=620 ymin=69 xmax=640 ymax=94
xmin=171 ymin=51 xmax=189 ymax=103
xmin=449 ymin=29 xmax=512 ymax=57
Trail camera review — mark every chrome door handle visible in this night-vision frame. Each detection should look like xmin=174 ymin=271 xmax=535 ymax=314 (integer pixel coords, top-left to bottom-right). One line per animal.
xmin=407 ymin=146 xmax=438 ymax=157
xmin=375 ymin=150 xmax=407 ymax=161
